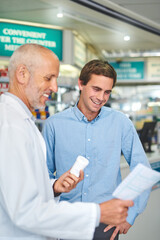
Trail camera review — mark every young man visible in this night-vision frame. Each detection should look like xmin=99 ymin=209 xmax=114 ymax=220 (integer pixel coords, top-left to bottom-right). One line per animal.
xmin=43 ymin=60 xmax=151 ymax=240
xmin=0 ymin=44 xmax=133 ymax=240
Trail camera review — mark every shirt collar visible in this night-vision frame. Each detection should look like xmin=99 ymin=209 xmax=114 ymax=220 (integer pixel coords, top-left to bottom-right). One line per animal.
xmin=4 ymin=92 xmax=35 ymax=121
xmin=73 ymin=101 xmax=102 ymax=123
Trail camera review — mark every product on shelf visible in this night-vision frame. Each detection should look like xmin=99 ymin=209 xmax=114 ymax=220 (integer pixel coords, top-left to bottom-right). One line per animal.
xmin=0 ymin=83 xmax=9 ymax=95
xmin=0 ymin=67 xmax=9 ymax=95
xmin=0 ymin=68 xmax=8 ymax=77
xmin=32 ymin=106 xmax=50 ymax=120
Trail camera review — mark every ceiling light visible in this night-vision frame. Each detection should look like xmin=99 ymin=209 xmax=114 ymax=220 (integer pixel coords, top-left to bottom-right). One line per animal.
xmin=57 ymin=12 xmax=63 ymax=18
xmin=124 ymin=35 xmax=130 ymax=41
xmin=57 ymin=9 xmax=63 ymax=18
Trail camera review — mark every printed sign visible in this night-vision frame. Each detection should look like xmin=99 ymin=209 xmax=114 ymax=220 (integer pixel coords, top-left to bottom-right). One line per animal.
xmin=147 ymin=58 xmax=160 ymax=81
xmin=110 ymin=61 xmax=144 ymax=80
xmin=0 ymin=22 xmax=63 ymax=60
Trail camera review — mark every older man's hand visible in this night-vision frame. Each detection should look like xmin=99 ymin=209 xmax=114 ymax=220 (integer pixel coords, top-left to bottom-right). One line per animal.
xmin=53 ymin=170 xmax=84 ymax=195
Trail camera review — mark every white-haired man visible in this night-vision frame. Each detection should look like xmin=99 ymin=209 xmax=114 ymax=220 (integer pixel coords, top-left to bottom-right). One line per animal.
xmin=0 ymin=44 xmax=133 ymax=240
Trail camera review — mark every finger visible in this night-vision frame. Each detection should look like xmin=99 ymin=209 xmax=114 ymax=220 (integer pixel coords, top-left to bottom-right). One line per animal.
xmin=62 ymin=180 xmax=71 ymax=189
xmin=119 ymin=228 xmax=124 ymax=234
xmin=103 ymin=225 xmax=114 ymax=232
xmin=64 ymin=177 xmax=76 ymax=186
xmin=123 ymin=228 xmax=128 ymax=234
xmin=120 ymin=213 xmax=128 ymax=223
xmin=110 ymin=228 xmax=120 ymax=240
xmin=122 ymin=200 xmax=134 ymax=208
xmin=62 ymin=170 xmax=71 ymax=178
xmin=69 ymin=173 xmax=79 ymax=182
xmin=120 ymin=206 xmax=129 ymax=216
xmin=116 ymin=215 xmax=127 ymax=225
xmin=79 ymin=170 xmax=84 ymax=181
xmin=121 ymin=210 xmax=128 ymax=217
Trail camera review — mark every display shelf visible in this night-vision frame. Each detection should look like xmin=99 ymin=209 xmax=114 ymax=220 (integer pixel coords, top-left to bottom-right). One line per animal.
xmin=0 ymin=76 xmax=9 ymax=83
xmin=0 ymin=77 xmax=9 ymax=94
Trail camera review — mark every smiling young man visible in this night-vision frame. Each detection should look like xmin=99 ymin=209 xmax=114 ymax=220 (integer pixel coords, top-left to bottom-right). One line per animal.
xmin=77 ymin=67 xmax=113 ymax=121
xmin=43 ymin=60 xmax=151 ymax=240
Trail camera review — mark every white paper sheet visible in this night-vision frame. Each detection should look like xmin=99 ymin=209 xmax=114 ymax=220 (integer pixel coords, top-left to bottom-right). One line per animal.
xmin=112 ymin=163 xmax=160 ymax=200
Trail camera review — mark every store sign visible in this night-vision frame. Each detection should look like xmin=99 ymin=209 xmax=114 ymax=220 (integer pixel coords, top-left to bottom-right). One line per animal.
xmin=0 ymin=22 xmax=63 ymax=60
xmin=147 ymin=58 xmax=160 ymax=81
xmin=110 ymin=61 xmax=144 ymax=80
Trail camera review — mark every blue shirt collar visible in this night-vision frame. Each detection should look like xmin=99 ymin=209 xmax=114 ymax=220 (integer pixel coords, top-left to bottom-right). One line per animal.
xmin=73 ymin=101 xmax=102 ymax=123
xmin=5 ymin=92 xmax=35 ymax=121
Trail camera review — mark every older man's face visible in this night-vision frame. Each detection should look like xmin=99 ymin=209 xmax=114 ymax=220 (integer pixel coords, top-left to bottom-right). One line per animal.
xmin=25 ymin=52 xmax=59 ymax=111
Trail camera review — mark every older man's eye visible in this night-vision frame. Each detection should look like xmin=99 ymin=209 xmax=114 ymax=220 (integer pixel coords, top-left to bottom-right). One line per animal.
xmin=47 ymin=77 xmax=51 ymax=81
xmin=44 ymin=74 xmax=56 ymax=81
xmin=44 ymin=76 xmax=51 ymax=81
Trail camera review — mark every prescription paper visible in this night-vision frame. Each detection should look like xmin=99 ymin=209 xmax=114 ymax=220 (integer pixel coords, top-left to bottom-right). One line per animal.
xmin=113 ymin=163 xmax=160 ymax=200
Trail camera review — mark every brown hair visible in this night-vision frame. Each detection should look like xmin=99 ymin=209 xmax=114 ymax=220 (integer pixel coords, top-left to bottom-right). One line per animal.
xmin=79 ymin=59 xmax=117 ymax=87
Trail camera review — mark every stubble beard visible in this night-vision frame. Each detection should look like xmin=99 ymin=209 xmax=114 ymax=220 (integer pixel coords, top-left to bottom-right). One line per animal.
xmin=25 ymin=77 xmax=45 ymax=110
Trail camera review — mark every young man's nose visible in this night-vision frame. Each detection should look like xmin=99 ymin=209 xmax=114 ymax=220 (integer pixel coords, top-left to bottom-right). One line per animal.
xmin=97 ymin=91 xmax=105 ymax=101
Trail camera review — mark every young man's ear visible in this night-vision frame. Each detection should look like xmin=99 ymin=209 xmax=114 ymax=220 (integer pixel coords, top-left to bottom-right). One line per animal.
xmin=16 ymin=64 xmax=30 ymax=85
xmin=78 ymin=78 xmax=83 ymax=91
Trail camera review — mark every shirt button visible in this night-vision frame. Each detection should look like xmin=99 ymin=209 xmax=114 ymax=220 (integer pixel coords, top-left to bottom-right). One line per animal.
xmin=84 ymin=192 xmax=86 ymax=195
xmin=86 ymin=174 xmax=89 ymax=177
xmin=88 ymin=138 xmax=91 ymax=141
xmin=87 ymin=156 xmax=90 ymax=159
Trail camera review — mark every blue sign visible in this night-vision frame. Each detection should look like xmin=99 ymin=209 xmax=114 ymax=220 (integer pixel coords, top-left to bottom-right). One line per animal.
xmin=0 ymin=22 xmax=63 ymax=60
xmin=110 ymin=61 xmax=144 ymax=80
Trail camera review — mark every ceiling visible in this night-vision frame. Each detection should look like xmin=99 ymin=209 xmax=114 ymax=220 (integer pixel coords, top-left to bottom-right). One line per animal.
xmin=0 ymin=0 xmax=160 ymax=59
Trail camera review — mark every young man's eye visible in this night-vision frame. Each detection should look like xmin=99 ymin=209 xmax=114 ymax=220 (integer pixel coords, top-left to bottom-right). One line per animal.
xmin=93 ymin=87 xmax=100 ymax=91
xmin=105 ymin=90 xmax=112 ymax=95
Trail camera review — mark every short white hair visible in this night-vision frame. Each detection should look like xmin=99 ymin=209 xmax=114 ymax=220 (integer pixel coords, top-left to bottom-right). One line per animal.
xmin=8 ymin=43 xmax=57 ymax=80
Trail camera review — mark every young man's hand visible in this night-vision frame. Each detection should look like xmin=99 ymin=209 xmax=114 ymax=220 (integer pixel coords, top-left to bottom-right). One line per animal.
xmin=103 ymin=221 xmax=132 ymax=240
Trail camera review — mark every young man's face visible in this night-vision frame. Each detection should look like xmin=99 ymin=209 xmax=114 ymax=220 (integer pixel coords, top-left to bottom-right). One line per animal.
xmin=78 ymin=74 xmax=113 ymax=116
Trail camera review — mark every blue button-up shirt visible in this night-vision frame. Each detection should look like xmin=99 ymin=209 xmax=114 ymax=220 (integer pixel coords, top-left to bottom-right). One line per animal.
xmin=43 ymin=104 xmax=151 ymax=225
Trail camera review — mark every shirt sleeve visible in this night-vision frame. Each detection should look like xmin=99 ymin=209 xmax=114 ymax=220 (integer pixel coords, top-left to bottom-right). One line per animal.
xmin=42 ymin=118 xmax=56 ymax=179
xmin=121 ymin=119 xmax=151 ymax=225
xmin=95 ymin=204 xmax=101 ymax=227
